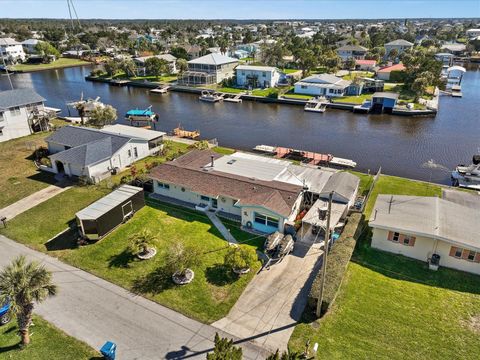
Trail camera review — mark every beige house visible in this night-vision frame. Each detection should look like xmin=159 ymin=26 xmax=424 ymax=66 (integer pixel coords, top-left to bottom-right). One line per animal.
xmin=369 ymin=195 xmax=480 ymax=275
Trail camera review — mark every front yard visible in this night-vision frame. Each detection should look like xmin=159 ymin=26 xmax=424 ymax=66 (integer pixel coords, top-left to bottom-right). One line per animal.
xmin=0 ymin=132 xmax=56 ymax=209
xmin=0 ymin=315 xmax=98 ymax=359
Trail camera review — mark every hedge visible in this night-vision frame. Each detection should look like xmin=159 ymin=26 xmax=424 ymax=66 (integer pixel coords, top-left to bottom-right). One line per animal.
xmin=307 ymin=213 xmax=363 ymax=317
xmin=389 ymin=70 xmax=406 ymax=83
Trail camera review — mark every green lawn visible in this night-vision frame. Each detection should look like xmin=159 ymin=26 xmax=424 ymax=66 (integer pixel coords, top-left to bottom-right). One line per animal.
xmin=0 ymin=132 xmax=56 ymax=209
xmin=0 ymin=315 xmax=98 ymax=359
xmin=251 ymin=88 xmax=279 ymax=97
xmin=282 ymin=68 xmax=300 ymax=74
xmin=54 ymin=201 xmax=263 ymax=323
xmin=332 ymin=94 xmax=372 ymax=104
xmin=12 ymin=58 xmax=90 ymax=72
xmin=212 ymin=146 xmax=236 ymax=155
xmin=364 ymin=174 xmax=442 ymax=218
xmin=341 ymin=71 xmax=374 ymax=80
xmin=130 ymin=74 xmax=177 ymax=83
xmin=282 ymin=93 xmax=312 ymax=100
xmin=216 ymin=87 xmax=244 ymax=94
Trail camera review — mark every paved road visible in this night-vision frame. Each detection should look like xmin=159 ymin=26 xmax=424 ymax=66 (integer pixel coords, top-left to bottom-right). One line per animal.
xmin=0 ymin=235 xmax=270 ymax=359
xmin=0 ymin=181 xmax=71 ymax=220
xmin=213 ymin=240 xmax=323 ymax=352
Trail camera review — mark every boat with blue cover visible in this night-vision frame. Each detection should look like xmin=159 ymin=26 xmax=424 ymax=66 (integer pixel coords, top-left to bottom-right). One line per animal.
xmin=125 ymin=106 xmax=158 ymax=128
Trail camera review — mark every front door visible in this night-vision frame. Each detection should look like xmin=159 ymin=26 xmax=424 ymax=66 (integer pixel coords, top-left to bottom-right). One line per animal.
xmin=211 ymin=198 xmax=218 ymax=209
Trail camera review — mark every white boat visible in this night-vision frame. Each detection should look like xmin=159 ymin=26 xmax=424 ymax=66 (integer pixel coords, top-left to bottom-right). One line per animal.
xmin=150 ymin=86 xmax=170 ymax=94
xmin=199 ymin=90 xmax=223 ymax=102
xmin=253 ymin=145 xmax=277 ymax=154
xmin=330 ymin=157 xmax=357 ymax=168
xmin=451 ymin=155 xmax=480 ymax=190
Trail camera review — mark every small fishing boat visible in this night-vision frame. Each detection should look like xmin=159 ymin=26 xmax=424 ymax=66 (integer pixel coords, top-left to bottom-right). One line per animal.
xmin=199 ymin=90 xmax=223 ymax=102
xmin=125 ymin=106 xmax=158 ymax=128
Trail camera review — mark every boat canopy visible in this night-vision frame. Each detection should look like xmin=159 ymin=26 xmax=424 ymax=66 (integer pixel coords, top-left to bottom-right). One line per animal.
xmin=126 ymin=109 xmax=154 ymax=116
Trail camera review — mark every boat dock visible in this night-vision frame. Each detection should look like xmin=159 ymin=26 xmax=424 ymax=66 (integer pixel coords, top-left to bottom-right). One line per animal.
xmin=304 ymin=98 xmax=328 ymax=113
xmin=451 ymin=85 xmax=462 ymax=97
xmin=253 ymin=145 xmax=356 ymax=168
xmin=150 ymin=86 xmax=170 ymax=94
xmin=173 ymin=126 xmax=200 ymax=139
xmin=110 ymin=79 xmax=131 ymax=86
xmin=223 ymin=92 xmax=244 ymax=103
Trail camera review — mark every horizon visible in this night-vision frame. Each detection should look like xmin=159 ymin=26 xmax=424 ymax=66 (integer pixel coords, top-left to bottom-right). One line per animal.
xmin=1 ymin=0 xmax=479 ymax=20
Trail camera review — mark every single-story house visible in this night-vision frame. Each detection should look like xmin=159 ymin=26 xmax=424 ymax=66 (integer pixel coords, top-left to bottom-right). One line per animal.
xmin=336 ymin=45 xmax=368 ymax=61
xmin=376 ymin=63 xmax=406 ymax=81
xmin=45 ymin=125 xmax=165 ymax=183
xmin=149 ymin=149 xmax=359 ymax=235
xmin=177 ymin=53 xmax=238 ymax=86
xmin=294 ymin=74 xmax=352 ymax=97
xmin=0 ymin=88 xmax=46 ymax=142
xmin=133 ymin=54 xmax=177 ymax=74
xmin=355 ymin=59 xmax=377 ymax=71
xmin=440 ymin=43 xmax=466 ymax=56
xmin=236 ymin=65 xmax=283 ymax=88
xmin=369 ymin=195 xmax=480 ymax=275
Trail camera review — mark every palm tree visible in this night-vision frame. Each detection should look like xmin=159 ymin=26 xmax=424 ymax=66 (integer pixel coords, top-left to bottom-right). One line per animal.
xmin=0 ymin=256 xmax=57 ymax=346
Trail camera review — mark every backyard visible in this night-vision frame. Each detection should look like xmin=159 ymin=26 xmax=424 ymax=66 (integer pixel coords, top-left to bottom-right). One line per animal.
xmin=11 ymin=58 xmax=90 ymax=72
xmin=0 ymin=132 xmax=55 ymax=209
xmin=0 ymin=315 xmax=98 ymax=359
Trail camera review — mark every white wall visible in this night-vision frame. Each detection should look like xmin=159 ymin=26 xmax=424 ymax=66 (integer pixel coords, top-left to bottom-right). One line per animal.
xmin=0 ymin=106 xmax=33 ymax=142
xmin=371 ymin=228 xmax=480 ymax=275
xmin=294 ymin=83 xmax=346 ymax=97
xmin=236 ymin=69 xmax=281 ymax=88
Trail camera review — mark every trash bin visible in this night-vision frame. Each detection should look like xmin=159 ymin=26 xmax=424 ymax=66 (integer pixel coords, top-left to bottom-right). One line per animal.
xmin=100 ymin=341 xmax=117 ymax=360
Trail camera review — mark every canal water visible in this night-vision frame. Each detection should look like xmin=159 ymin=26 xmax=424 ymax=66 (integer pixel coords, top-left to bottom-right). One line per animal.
xmin=1 ymin=64 xmax=479 ymax=184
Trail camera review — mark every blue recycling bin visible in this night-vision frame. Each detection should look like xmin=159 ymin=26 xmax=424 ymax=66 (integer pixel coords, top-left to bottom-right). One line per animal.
xmin=0 ymin=297 xmax=11 ymax=325
xmin=100 ymin=341 xmax=117 ymax=360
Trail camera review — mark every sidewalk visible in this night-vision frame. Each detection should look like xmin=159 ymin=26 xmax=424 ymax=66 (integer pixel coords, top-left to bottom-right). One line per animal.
xmin=206 ymin=211 xmax=238 ymax=244
xmin=0 ymin=235 xmax=270 ymax=359
xmin=0 ymin=181 xmax=71 ymax=220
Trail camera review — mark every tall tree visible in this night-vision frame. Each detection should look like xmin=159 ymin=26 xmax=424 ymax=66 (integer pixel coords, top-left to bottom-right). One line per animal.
xmin=0 ymin=256 xmax=57 ymax=346
xmin=88 ymin=104 xmax=117 ymax=128
xmin=176 ymin=58 xmax=188 ymax=74
xmin=145 ymin=57 xmax=169 ymax=76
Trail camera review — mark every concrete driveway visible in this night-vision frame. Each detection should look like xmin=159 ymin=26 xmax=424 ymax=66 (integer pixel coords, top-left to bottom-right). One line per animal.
xmin=212 ymin=240 xmax=323 ymax=352
xmin=0 ymin=235 xmax=270 ymax=360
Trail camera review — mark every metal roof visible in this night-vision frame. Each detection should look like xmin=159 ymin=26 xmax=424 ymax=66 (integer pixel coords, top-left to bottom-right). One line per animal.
xmin=385 ymin=39 xmax=414 ymax=46
xmin=188 ymin=53 xmax=238 ymax=65
xmin=101 ymin=124 xmax=165 ymax=141
xmin=318 ymin=172 xmax=360 ymax=202
xmin=302 ymin=199 xmax=346 ymax=228
xmin=76 ymin=185 xmax=143 ymax=220
xmin=372 ymin=92 xmax=399 ymax=99
xmin=0 ymin=89 xmax=45 ymax=110
xmin=236 ymin=65 xmax=278 ymax=72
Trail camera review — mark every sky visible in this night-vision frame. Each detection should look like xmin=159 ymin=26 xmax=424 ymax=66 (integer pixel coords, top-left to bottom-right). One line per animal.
xmin=0 ymin=0 xmax=479 ymax=20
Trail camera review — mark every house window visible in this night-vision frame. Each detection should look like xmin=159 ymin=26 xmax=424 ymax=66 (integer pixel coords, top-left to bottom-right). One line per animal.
xmin=392 ymin=232 xmax=400 ymax=242
xmin=156 ymin=181 xmax=170 ymax=189
xmin=468 ymin=251 xmax=476 ymax=261
xmin=133 ymin=147 xmax=138 ymax=158
xmin=127 ymin=149 xmax=132 ymax=157
xmin=262 ymin=72 xmax=266 ymax=77
xmin=0 ymin=128 xmax=3 ymax=136
xmin=254 ymin=213 xmax=279 ymax=228
xmin=454 ymin=248 xmax=463 ymax=258
xmin=9 ymin=106 xmax=21 ymax=116
xmin=200 ymin=195 xmax=210 ymax=201
xmin=301 ymin=85 xmax=307 ymax=89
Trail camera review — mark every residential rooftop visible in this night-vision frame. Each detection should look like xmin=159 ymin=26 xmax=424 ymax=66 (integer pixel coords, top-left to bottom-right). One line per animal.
xmin=0 ymin=88 xmax=45 ymax=110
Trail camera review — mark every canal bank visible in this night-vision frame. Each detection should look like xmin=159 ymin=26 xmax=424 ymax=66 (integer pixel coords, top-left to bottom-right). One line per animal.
xmin=1 ymin=64 xmax=479 ymax=184
xmin=85 ymin=75 xmax=438 ymax=116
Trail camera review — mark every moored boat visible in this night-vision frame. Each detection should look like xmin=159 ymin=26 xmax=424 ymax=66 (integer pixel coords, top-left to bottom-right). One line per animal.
xmin=451 ymin=155 xmax=480 ymax=190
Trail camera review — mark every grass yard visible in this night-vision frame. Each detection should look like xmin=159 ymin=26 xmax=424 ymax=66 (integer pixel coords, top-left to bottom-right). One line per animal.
xmin=282 ymin=68 xmax=301 ymax=74
xmin=251 ymin=88 xmax=279 ymax=97
xmin=0 ymin=315 xmax=98 ymax=359
xmin=130 ymin=75 xmax=177 ymax=83
xmin=332 ymin=94 xmax=372 ymax=104
xmin=54 ymin=201 xmax=263 ymax=323
xmin=0 ymin=132 xmax=56 ymax=209
xmin=364 ymin=174 xmax=442 ymax=218
xmin=341 ymin=71 xmax=374 ymax=80
xmin=12 ymin=58 xmax=90 ymax=72
xmin=212 ymin=146 xmax=236 ymax=155
xmin=216 ymin=87 xmax=244 ymax=94
xmin=282 ymin=93 xmax=313 ymax=100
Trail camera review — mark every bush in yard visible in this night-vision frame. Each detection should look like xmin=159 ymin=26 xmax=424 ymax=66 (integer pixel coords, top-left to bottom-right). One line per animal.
xmin=39 ymin=157 xmax=51 ymax=167
xmin=389 ymin=70 xmax=407 ymax=83
xmin=206 ymin=333 xmax=242 ymax=360
xmin=165 ymin=241 xmax=202 ymax=284
xmin=224 ymin=245 xmax=258 ymax=274
xmin=267 ymin=349 xmax=313 ymax=359
xmin=128 ymin=230 xmax=158 ymax=259
xmin=308 ymin=213 xmax=363 ymax=317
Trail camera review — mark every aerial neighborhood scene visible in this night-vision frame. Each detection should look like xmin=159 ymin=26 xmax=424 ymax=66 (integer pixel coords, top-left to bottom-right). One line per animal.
xmin=1 ymin=0 xmax=480 ymax=359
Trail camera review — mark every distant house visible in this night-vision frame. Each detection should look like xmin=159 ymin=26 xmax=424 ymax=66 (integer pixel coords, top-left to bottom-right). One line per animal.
xmin=21 ymin=39 xmax=41 ymax=54
xmin=133 ymin=54 xmax=177 ymax=74
xmin=336 ymin=45 xmax=368 ymax=61
xmin=355 ymin=59 xmax=377 ymax=71
xmin=440 ymin=43 xmax=466 ymax=56
xmin=294 ymin=74 xmax=352 ymax=97
xmin=45 ymin=125 xmax=165 ymax=183
xmin=369 ymin=195 xmax=480 ymax=275
xmin=435 ymin=52 xmax=455 ymax=66
xmin=185 ymin=45 xmax=202 ymax=59
xmin=236 ymin=65 xmax=283 ymax=88
xmin=384 ymin=39 xmax=414 ymax=58
xmin=0 ymin=38 xmax=26 ymax=63
xmin=376 ymin=63 xmax=406 ymax=81
xmin=177 ymin=53 xmax=238 ymax=86
xmin=0 ymin=89 xmax=45 ymax=142
xmin=466 ymin=29 xmax=480 ymax=39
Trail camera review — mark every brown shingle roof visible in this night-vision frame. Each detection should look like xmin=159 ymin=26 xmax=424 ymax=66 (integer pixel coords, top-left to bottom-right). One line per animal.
xmin=149 ymin=150 xmax=302 ymax=217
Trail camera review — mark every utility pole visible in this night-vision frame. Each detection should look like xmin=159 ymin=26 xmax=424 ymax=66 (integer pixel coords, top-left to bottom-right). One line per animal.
xmin=316 ymin=191 xmax=333 ymax=318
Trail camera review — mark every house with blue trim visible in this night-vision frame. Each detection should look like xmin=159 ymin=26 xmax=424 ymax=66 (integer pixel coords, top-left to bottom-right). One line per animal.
xmin=149 ymin=150 xmax=359 ymax=234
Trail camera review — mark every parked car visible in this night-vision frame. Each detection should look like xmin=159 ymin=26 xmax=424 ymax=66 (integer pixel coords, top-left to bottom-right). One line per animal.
xmin=0 ymin=297 xmax=11 ymax=325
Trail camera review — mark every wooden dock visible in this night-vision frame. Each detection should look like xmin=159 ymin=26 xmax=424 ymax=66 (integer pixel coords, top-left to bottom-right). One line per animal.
xmin=173 ymin=126 xmax=200 ymax=139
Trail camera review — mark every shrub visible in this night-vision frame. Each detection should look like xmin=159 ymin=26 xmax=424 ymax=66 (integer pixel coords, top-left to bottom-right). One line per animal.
xmin=39 ymin=157 xmax=51 ymax=167
xmin=206 ymin=333 xmax=242 ymax=360
xmin=224 ymin=245 xmax=258 ymax=272
xmin=128 ymin=230 xmax=158 ymax=256
xmin=307 ymin=213 xmax=363 ymax=317
xmin=389 ymin=70 xmax=407 ymax=83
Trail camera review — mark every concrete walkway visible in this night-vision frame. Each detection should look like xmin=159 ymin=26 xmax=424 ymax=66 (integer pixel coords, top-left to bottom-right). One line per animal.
xmin=0 ymin=235 xmax=270 ymax=360
xmin=213 ymin=241 xmax=323 ymax=352
xmin=0 ymin=181 xmax=71 ymax=220
xmin=206 ymin=211 xmax=238 ymax=244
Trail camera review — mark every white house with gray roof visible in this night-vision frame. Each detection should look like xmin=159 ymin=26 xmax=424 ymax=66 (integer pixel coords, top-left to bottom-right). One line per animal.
xmin=236 ymin=65 xmax=283 ymax=88
xmin=45 ymin=125 xmax=164 ymax=183
xmin=0 ymin=38 xmax=26 ymax=63
xmin=0 ymin=89 xmax=45 ymax=142
xmin=370 ymin=195 xmax=480 ymax=275
xmin=384 ymin=39 xmax=414 ymax=58
xmin=294 ymin=74 xmax=352 ymax=97
xmin=178 ymin=53 xmax=239 ymax=85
